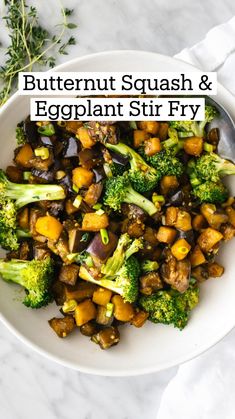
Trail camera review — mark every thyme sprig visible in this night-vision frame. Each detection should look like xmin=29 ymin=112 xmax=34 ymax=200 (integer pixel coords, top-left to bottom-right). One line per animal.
xmin=0 ymin=1 xmax=77 ymax=106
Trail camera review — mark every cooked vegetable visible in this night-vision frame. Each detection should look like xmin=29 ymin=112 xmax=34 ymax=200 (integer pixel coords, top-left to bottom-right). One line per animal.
xmin=15 ymin=144 xmax=34 ymax=168
xmin=112 ymin=295 xmax=135 ymax=322
xmin=170 ymin=105 xmax=217 ymax=138
xmin=131 ymin=310 xmax=149 ymax=327
xmin=0 ymin=257 xmax=54 ymax=308
xmin=103 ymin=174 xmax=158 ymax=216
xmin=0 ymin=109 xmax=234 ymax=350
xmin=197 ymin=227 xmax=223 ymax=253
xmin=183 ymin=137 xmax=203 ymax=156
xmin=106 ymin=142 xmax=159 ymax=192
xmin=171 ymin=238 xmax=191 ymax=260
xmin=192 ymin=181 xmax=229 ymax=204
xmin=192 ymin=153 xmax=235 ymax=183
xmin=74 ymin=299 xmax=97 ymax=326
xmin=139 ymin=272 xmax=163 ymax=295
xmin=93 ymin=287 xmax=112 ymax=306
xmin=49 ymin=316 xmax=75 ymax=338
xmin=141 ymin=149 xmax=184 ymax=179
xmin=139 ymin=284 xmax=199 ymax=329
xmin=91 ymin=326 xmax=120 ymax=349
xmin=82 ymin=213 xmax=109 ymax=231
xmin=79 ymin=234 xmax=142 ymax=303
xmin=72 ymin=167 xmax=94 ymax=189
xmin=207 ymin=262 xmax=224 ymax=277
xmin=156 ymin=226 xmax=177 ymax=244
xmin=35 ymin=215 xmax=63 ymax=241
xmin=190 ymin=245 xmax=206 ymax=267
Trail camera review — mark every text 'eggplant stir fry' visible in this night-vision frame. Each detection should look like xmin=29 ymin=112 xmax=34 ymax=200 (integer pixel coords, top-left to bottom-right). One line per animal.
xmin=0 ymin=106 xmax=235 ymax=349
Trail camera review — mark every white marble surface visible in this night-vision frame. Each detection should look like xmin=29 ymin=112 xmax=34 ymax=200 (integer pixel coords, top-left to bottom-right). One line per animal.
xmin=1 ymin=1 xmax=235 ymax=418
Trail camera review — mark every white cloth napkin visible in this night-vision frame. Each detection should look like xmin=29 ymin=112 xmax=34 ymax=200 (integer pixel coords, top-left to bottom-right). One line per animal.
xmin=157 ymin=16 xmax=235 ymax=419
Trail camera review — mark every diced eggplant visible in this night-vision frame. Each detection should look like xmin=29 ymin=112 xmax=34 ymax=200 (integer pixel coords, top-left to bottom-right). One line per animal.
xmin=93 ymin=167 xmax=106 ymax=183
xmin=109 ymin=150 xmax=129 ymax=166
xmin=80 ymin=321 xmax=98 ymax=337
xmin=87 ymin=231 xmax=118 ymax=262
xmin=166 ymin=189 xmax=184 ymax=207
xmin=58 ymin=173 xmax=73 ymax=193
xmin=121 ymin=203 xmax=147 ymax=222
xmin=176 ymin=229 xmax=195 ymax=247
xmin=84 ymin=182 xmax=103 ymax=207
xmin=78 ymin=148 xmax=102 ymax=169
xmin=52 ymin=280 xmax=66 ymax=305
xmin=36 ymin=200 xmax=64 ymax=217
xmin=59 ymin=264 xmax=80 ymax=286
xmin=96 ymin=305 xmax=113 ymax=326
xmin=63 ymin=137 xmax=79 ymax=158
xmin=91 ymin=326 xmax=120 ymax=349
xmin=33 ymin=242 xmax=51 ymax=260
xmin=49 ymin=316 xmax=76 ymax=338
xmin=31 ymin=168 xmax=55 ymax=182
xmin=40 ymin=136 xmax=54 ymax=147
xmin=6 ymin=165 xmax=23 ymax=183
xmin=140 ymin=272 xmax=163 ymax=295
xmin=19 ymin=241 xmax=30 ymax=260
xmin=23 ymin=117 xmax=39 ymax=146
xmin=68 ymin=228 xmax=90 ymax=253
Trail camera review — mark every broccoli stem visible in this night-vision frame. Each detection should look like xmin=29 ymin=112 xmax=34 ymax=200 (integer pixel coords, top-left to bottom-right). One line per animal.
xmin=80 ymin=265 xmax=123 ymax=294
xmin=0 ymin=260 xmax=27 ymax=284
xmin=124 ymin=186 xmax=157 ymax=216
xmin=0 ymin=170 xmax=65 ymax=208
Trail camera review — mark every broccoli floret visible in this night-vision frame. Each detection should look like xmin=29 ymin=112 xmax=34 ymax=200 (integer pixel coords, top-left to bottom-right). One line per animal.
xmin=0 ymin=257 xmax=54 ymax=308
xmin=141 ymin=149 xmax=184 ymax=178
xmin=103 ymin=174 xmax=158 ymax=216
xmin=79 ymin=234 xmax=143 ymax=302
xmin=16 ymin=125 xmax=26 ymax=145
xmin=139 ymin=284 xmax=199 ymax=330
xmin=193 ymin=153 xmax=235 ymax=183
xmin=170 ymin=105 xmax=217 ymax=138
xmin=109 ymin=162 xmax=127 ymax=177
xmin=141 ymin=260 xmax=159 ymax=273
xmin=80 ymin=256 xmax=140 ymax=303
xmin=192 ymin=181 xmax=229 ymax=203
xmin=106 ymin=142 xmax=159 ymax=192
xmin=0 ymin=170 xmax=65 ymax=209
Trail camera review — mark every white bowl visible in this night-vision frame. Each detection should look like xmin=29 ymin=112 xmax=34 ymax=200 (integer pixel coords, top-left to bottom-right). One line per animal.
xmin=0 ymin=51 xmax=235 ymax=376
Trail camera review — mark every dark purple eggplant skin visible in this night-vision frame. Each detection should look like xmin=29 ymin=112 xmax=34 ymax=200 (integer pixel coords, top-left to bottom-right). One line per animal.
xmin=63 ymin=137 xmax=79 ymax=158
xmin=93 ymin=167 xmax=105 ymax=183
xmin=40 ymin=136 xmax=54 ymax=147
xmin=166 ymin=189 xmax=184 ymax=207
xmin=87 ymin=231 xmax=118 ymax=262
xmin=176 ymin=229 xmax=195 ymax=246
xmin=58 ymin=174 xmax=73 ymax=193
xmin=31 ymin=168 xmax=55 ymax=182
xmin=109 ymin=150 xmax=129 ymax=166
xmin=23 ymin=118 xmax=39 ymax=147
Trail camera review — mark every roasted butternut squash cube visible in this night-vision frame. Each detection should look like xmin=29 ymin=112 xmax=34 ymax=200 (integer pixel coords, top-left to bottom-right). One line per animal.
xmin=171 ymin=238 xmax=191 ymax=260
xmin=197 ymin=228 xmax=223 ymax=253
xmin=190 ymin=245 xmax=206 ymax=267
xmin=75 ymin=299 xmax=97 ymax=326
xmin=156 ymin=226 xmax=177 ymax=244
xmin=183 ymin=136 xmax=203 ymax=156
xmin=72 ymin=167 xmax=94 ymax=189
xmin=112 ymin=295 xmax=135 ymax=322
xmin=93 ymin=287 xmax=112 ymax=306
xmin=76 ymin=127 xmax=95 ymax=148
xmin=15 ymin=144 xmax=34 ymax=168
xmin=82 ymin=213 xmax=109 ymax=231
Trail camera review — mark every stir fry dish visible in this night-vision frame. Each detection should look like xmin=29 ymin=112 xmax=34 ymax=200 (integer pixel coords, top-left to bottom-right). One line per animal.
xmin=0 ymin=105 xmax=235 ymax=350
